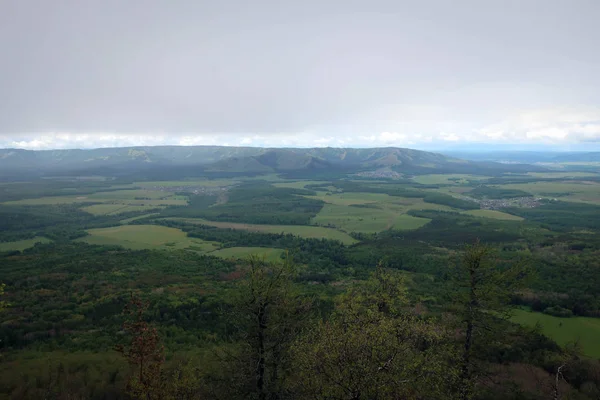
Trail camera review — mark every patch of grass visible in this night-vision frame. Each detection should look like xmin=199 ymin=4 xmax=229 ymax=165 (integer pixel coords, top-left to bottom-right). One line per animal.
xmin=0 ymin=237 xmax=52 ymax=252
xmin=272 ymin=180 xmax=330 ymax=190
xmin=462 ymin=209 xmax=524 ymax=221
xmin=412 ymin=174 xmax=490 ymax=185
xmin=311 ymin=204 xmax=430 ymax=233
xmin=210 ymin=247 xmax=284 ymax=261
xmin=526 ymin=172 xmax=599 ymax=178
xmin=2 ymin=196 xmax=108 ymax=205
xmin=165 ymin=218 xmax=357 ymax=245
xmin=135 ymin=179 xmax=239 ymax=188
xmin=303 ymin=192 xmax=394 ymax=206
xmin=512 ymin=308 xmax=600 ymax=358
xmin=81 ymin=204 xmax=162 ymax=216
xmin=86 ymin=189 xmax=169 ymax=200
xmin=77 ymin=225 xmax=220 ymax=252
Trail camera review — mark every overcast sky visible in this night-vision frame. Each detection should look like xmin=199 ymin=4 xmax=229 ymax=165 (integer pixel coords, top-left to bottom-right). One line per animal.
xmin=1 ymin=0 xmax=599 ymax=150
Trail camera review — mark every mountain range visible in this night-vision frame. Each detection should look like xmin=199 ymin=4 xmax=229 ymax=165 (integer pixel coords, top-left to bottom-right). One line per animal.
xmin=0 ymin=146 xmax=543 ymax=178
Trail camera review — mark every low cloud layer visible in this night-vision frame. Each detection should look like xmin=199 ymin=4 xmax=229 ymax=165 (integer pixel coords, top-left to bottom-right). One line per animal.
xmin=1 ymin=1 xmax=599 ymax=150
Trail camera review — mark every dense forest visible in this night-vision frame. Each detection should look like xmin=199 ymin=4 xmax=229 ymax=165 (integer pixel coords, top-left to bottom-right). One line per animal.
xmin=1 ymin=173 xmax=600 ymax=399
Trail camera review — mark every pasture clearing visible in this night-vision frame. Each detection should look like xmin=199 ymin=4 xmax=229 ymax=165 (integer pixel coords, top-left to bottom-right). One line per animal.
xmin=311 ymin=203 xmax=430 ymax=233
xmin=78 ymin=225 xmax=220 ymax=252
xmin=303 ymin=192 xmax=394 ymax=206
xmin=512 ymin=309 xmax=600 ymax=358
xmin=81 ymin=204 xmax=162 ymax=216
xmin=272 ymin=180 xmax=329 ymax=189
xmin=0 ymin=237 xmax=52 ymax=252
xmin=3 ymin=190 xmax=188 ymax=207
xmin=2 ymin=196 xmax=108 ymax=205
xmin=412 ymin=174 xmax=490 ymax=185
xmin=210 ymin=247 xmax=284 ymax=262
xmin=526 ymin=172 xmax=599 ymax=178
xmin=134 ymin=179 xmax=239 ymax=188
xmin=462 ymin=209 xmax=524 ymax=221
xmin=165 ymin=218 xmax=357 ymax=245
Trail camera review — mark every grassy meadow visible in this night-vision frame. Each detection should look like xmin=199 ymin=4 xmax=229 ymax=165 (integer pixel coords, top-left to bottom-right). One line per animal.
xmin=462 ymin=209 xmax=524 ymax=221
xmin=77 ymin=225 xmax=220 ymax=252
xmin=512 ymin=309 xmax=600 ymax=358
xmin=165 ymin=218 xmax=358 ymax=245
xmin=0 ymin=237 xmax=52 ymax=251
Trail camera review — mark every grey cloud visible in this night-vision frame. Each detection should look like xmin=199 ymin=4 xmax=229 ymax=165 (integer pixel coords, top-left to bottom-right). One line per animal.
xmin=0 ymin=0 xmax=599 ymax=137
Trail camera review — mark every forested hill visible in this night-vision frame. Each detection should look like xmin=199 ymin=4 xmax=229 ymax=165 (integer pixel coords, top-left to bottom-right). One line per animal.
xmin=0 ymin=146 xmax=542 ymax=178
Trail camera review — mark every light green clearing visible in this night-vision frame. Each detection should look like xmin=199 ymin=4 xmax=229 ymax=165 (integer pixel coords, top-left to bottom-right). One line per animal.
xmin=512 ymin=309 xmax=600 ymax=358
xmin=462 ymin=209 xmax=524 ymax=221
xmin=412 ymin=174 xmax=490 ymax=185
xmin=0 ymin=237 xmax=52 ymax=252
xmin=311 ymin=204 xmax=430 ymax=233
xmin=3 ymin=196 xmax=106 ymax=205
xmin=272 ymin=180 xmax=329 ymax=190
xmin=3 ymin=191 xmax=187 ymax=206
xmin=86 ymin=189 xmax=170 ymax=200
xmin=303 ymin=192 xmax=394 ymax=206
xmin=210 ymin=247 xmax=284 ymax=262
xmin=134 ymin=179 xmax=239 ymax=188
xmin=165 ymin=218 xmax=357 ymax=245
xmin=499 ymin=181 xmax=600 ymax=205
xmin=81 ymin=204 xmax=163 ymax=216
xmin=308 ymin=195 xmax=451 ymax=233
xmin=526 ymin=172 xmax=599 ymax=178
xmin=119 ymin=213 xmax=161 ymax=224
xmin=77 ymin=225 xmax=220 ymax=252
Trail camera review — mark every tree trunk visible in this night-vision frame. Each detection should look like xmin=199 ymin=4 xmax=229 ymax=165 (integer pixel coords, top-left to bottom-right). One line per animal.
xmin=459 ymin=259 xmax=479 ymax=400
xmin=257 ymin=307 xmax=267 ymax=400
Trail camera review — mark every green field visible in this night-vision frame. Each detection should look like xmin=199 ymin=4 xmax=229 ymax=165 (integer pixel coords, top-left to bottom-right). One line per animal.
xmin=303 ymin=192 xmax=394 ymax=206
xmin=165 ymin=218 xmax=357 ymax=245
xmin=77 ymin=225 xmax=220 ymax=252
xmin=210 ymin=247 xmax=284 ymax=261
xmin=412 ymin=174 xmax=490 ymax=185
xmin=0 ymin=237 xmax=52 ymax=252
xmin=81 ymin=204 xmax=163 ymax=216
xmin=272 ymin=180 xmax=327 ymax=189
xmin=462 ymin=209 xmax=524 ymax=221
xmin=512 ymin=309 xmax=600 ymax=358
xmin=311 ymin=203 xmax=430 ymax=233
xmin=3 ymin=196 xmax=107 ymax=205
xmin=134 ymin=179 xmax=239 ymax=188
xmin=526 ymin=172 xmax=599 ymax=178
xmin=3 ymin=191 xmax=188 ymax=207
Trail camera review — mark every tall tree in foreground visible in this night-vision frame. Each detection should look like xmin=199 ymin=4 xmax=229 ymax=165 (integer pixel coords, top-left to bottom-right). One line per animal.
xmin=116 ymin=293 xmax=165 ymax=400
xmin=451 ymin=240 xmax=528 ymax=400
xmin=291 ymin=264 xmax=456 ymax=399
xmin=224 ymin=253 xmax=314 ymax=400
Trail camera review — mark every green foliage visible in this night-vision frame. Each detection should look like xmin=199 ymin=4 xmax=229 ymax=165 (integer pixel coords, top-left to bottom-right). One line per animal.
xmin=181 ymin=184 xmax=325 ymax=225
xmin=422 ymin=193 xmax=480 ymax=209
xmin=222 ymin=254 xmax=315 ymax=399
xmin=506 ymin=200 xmax=600 ymax=231
xmin=290 ymin=267 xmax=456 ymax=399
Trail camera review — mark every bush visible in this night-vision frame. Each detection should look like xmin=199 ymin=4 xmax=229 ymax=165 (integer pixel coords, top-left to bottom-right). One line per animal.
xmin=543 ymin=306 xmax=573 ymax=318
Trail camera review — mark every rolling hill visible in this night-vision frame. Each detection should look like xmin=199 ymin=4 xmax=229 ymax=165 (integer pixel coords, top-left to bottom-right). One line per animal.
xmin=0 ymin=146 xmax=543 ymax=178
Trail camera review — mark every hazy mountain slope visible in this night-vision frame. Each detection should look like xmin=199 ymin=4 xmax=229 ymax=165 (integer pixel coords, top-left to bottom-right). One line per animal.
xmin=0 ymin=146 xmax=544 ymax=177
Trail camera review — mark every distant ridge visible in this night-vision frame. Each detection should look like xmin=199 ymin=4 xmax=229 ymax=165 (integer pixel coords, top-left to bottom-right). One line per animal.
xmin=0 ymin=146 xmax=544 ymax=178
